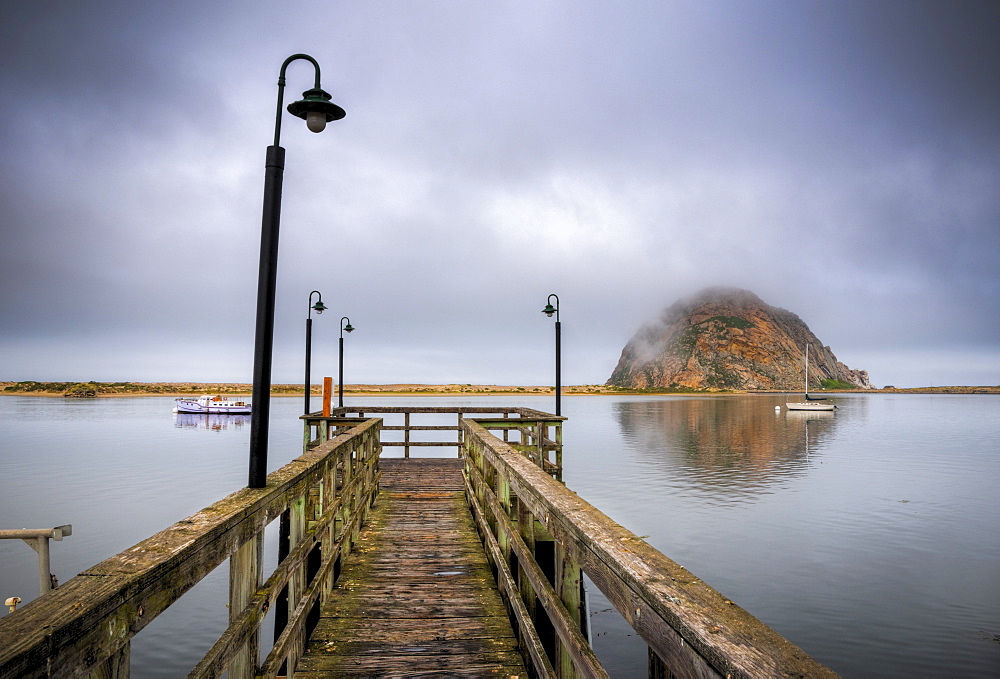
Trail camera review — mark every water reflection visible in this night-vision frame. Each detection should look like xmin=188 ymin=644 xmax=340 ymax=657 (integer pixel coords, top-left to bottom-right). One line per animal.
xmin=613 ymin=397 xmax=841 ymax=498
xmin=173 ymin=413 xmax=251 ymax=432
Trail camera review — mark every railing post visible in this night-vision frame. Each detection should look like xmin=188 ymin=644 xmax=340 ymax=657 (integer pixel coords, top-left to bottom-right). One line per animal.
xmin=274 ymin=509 xmax=291 ymax=653
xmin=339 ymin=440 xmax=356 ymax=555
xmin=35 ymin=536 xmax=51 ymax=594
xmin=285 ymin=493 xmax=308 ymax=671
xmin=87 ymin=644 xmax=129 ymax=679
xmin=538 ymin=422 xmax=546 ymax=467
xmin=554 ymin=420 xmax=563 ymax=482
xmin=404 ymin=412 xmax=411 ymax=458
xmin=303 ymin=418 xmax=313 ymax=451
xmin=229 ymin=533 xmax=263 ymax=679
xmin=350 ymin=437 xmax=364 ymax=546
xmin=517 ymin=496 xmax=537 ymax=625
xmin=555 ymin=542 xmax=583 ymax=677
xmin=369 ymin=427 xmax=381 ymax=508
xmin=334 ymin=446 xmax=346 ymax=544
xmin=648 ymin=647 xmax=671 ymax=678
xmin=496 ymin=465 xmax=514 ymax=572
xmin=322 ymin=454 xmax=338 ymax=594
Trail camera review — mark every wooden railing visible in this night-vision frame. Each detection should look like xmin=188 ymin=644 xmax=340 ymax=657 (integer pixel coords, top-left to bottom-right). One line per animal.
xmin=303 ymin=406 xmax=564 ymax=478
xmin=0 ymin=418 xmax=382 ymax=679
xmin=461 ymin=417 xmax=838 ymax=678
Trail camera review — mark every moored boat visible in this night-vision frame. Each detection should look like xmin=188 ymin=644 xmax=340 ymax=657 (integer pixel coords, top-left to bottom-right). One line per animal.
xmin=786 ymin=344 xmax=837 ymax=411
xmin=173 ymin=395 xmax=251 ymax=414
xmin=785 ymin=401 xmax=837 ymax=411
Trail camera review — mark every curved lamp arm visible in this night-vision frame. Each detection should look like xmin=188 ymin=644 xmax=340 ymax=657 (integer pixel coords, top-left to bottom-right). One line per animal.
xmin=542 ymin=293 xmax=560 ymax=322
xmin=340 ymin=316 xmax=354 ymax=338
xmin=308 ymin=290 xmax=326 ymax=319
xmin=273 ymin=53 xmax=345 ymax=146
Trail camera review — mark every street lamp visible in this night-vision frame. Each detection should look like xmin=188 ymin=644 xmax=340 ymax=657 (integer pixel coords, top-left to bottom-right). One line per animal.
xmin=339 ymin=317 xmax=354 ymax=407
xmin=304 ymin=291 xmax=327 ymax=415
xmin=542 ymin=293 xmax=561 ymax=416
xmin=249 ymin=54 xmax=345 ymax=489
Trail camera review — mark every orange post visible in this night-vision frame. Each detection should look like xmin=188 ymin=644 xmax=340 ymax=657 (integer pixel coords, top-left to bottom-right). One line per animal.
xmin=322 ymin=377 xmax=332 ymax=416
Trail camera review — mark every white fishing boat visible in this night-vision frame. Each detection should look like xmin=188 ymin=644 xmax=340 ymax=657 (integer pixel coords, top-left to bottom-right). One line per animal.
xmin=786 ymin=345 xmax=836 ymax=411
xmin=173 ymin=395 xmax=251 ymax=414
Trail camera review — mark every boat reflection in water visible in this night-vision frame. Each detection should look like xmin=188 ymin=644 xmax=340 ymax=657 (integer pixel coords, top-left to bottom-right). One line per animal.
xmin=173 ymin=412 xmax=251 ymax=432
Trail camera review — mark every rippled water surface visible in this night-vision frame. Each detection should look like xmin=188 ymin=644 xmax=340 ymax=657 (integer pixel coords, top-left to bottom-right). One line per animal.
xmin=1 ymin=394 xmax=998 ymax=677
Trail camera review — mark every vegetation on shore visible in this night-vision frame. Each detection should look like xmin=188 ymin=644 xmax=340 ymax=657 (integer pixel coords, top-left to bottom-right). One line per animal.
xmin=820 ymin=378 xmax=858 ymax=390
xmin=2 ymin=380 xmax=997 ymax=397
xmin=0 ymin=380 xmax=610 ymax=397
xmin=0 ymin=380 xmax=754 ymax=397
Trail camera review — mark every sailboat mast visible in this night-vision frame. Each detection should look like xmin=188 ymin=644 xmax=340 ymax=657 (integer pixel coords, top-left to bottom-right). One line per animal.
xmin=805 ymin=344 xmax=809 ymax=396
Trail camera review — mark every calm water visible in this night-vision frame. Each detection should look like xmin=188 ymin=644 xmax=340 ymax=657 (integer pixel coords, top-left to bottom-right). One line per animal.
xmin=1 ymin=393 xmax=997 ymax=677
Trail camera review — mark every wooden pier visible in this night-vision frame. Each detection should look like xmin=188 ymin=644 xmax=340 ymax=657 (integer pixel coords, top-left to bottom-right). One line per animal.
xmin=296 ymin=458 xmax=526 ymax=676
xmin=0 ymin=406 xmax=837 ymax=678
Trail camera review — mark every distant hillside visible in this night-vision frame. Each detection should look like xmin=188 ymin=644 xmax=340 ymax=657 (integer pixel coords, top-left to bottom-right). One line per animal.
xmin=607 ymin=288 xmax=872 ymax=391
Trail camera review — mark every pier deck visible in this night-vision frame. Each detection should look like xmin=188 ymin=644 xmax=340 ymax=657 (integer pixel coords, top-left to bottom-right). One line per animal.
xmin=0 ymin=407 xmax=838 ymax=678
xmin=295 ymin=458 xmax=527 ymax=677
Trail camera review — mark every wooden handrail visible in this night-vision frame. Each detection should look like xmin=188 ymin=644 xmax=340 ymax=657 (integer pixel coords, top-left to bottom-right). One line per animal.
xmin=302 ymin=407 xmax=564 ymax=473
xmin=461 ymin=418 xmax=837 ymax=678
xmin=0 ymin=419 xmax=382 ymax=679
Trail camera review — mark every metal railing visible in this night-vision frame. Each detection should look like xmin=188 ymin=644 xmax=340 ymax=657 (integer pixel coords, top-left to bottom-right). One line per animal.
xmin=0 ymin=525 xmax=72 ymax=598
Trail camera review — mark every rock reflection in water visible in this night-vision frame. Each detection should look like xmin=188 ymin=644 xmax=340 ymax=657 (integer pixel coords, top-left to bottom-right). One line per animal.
xmin=613 ymin=397 xmax=840 ymax=496
xmin=174 ymin=412 xmax=251 ymax=432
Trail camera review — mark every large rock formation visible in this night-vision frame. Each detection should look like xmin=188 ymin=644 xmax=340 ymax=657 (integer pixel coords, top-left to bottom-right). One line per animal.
xmin=608 ymin=288 xmax=871 ymax=391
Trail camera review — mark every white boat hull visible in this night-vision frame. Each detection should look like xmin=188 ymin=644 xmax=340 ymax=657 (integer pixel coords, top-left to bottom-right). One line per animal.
xmin=785 ymin=402 xmax=836 ymax=411
xmin=174 ymin=396 xmax=251 ymax=415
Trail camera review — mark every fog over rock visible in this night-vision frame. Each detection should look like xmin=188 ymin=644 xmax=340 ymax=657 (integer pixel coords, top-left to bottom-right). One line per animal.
xmin=608 ymin=288 xmax=872 ymax=391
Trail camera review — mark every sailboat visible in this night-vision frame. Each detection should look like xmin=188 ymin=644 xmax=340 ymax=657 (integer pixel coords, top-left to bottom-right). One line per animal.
xmin=786 ymin=345 xmax=836 ymax=411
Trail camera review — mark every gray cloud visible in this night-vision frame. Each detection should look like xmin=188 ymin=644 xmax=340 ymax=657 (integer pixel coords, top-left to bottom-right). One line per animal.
xmin=2 ymin=1 xmax=998 ymax=388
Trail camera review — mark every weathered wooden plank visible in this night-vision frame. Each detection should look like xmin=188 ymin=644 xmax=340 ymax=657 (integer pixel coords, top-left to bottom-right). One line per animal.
xmin=309 ymin=616 xmax=517 ymax=642
xmin=298 ymin=651 xmax=526 ymax=671
xmin=296 ymin=656 xmax=524 ymax=676
xmin=296 ymin=458 xmax=527 ymax=677
xmin=303 ymin=636 xmax=522 ymax=656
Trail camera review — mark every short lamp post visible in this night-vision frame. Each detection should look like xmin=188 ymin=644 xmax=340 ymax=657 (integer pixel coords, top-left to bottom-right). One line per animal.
xmin=249 ymin=54 xmax=345 ymax=489
xmin=542 ymin=293 xmax=561 ymax=416
xmin=339 ymin=317 xmax=354 ymax=407
xmin=304 ymin=290 xmax=327 ymax=415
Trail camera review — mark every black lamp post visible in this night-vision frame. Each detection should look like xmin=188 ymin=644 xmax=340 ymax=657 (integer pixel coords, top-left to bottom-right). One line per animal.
xmin=339 ymin=317 xmax=354 ymax=408
xmin=542 ymin=293 xmax=561 ymax=416
xmin=248 ymin=54 xmax=345 ymax=489
xmin=303 ymin=291 xmax=327 ymax=415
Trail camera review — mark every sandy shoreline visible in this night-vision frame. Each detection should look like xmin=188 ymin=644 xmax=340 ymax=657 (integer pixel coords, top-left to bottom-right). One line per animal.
xmin=2 ymin=381 xmax=998 ymax=397
xmin=0 ymin=382 xmax=602 ymax=397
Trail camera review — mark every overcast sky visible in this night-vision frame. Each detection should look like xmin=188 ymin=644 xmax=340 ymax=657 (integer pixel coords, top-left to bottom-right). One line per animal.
xmin=2 ymin=1 xmax=998 ymax=389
